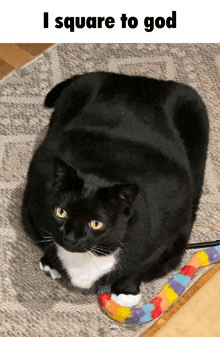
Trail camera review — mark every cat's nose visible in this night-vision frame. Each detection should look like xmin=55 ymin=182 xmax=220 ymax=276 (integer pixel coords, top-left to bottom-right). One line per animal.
xmin=64 ymin=232 xmax=77 ymax=245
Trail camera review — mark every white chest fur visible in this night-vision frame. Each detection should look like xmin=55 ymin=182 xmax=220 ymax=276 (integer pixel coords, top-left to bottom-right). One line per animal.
xmin=56 ymin=244 xmax=119 ymax=289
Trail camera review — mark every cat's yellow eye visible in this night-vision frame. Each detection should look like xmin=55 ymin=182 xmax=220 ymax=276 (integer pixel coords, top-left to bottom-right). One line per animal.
xmin=89 ymin=220 xmax=104 ymax=230
xmin=55 ymin=207 xmax=68 ymax=219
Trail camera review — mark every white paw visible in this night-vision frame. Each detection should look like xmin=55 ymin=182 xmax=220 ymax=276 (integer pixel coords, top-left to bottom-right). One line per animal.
xmin=111 ymin=293 xmax=141 ymax=307
xmin=39 ymin=262 xmax=62 ymax=279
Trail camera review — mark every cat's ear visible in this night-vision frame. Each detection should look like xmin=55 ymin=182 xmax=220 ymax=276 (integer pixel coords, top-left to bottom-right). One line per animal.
xmin=111 ymin=183 xmax=139 ymax=215
xmin=44 ymin=76 xmax=80 ymax=108
xmin=52 ymin=157 xmax=82 ymax=189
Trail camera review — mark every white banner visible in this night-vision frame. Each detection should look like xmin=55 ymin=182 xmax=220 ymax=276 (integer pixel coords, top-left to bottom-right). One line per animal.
xmin=0 ymin=0 xmax=219 ymax=43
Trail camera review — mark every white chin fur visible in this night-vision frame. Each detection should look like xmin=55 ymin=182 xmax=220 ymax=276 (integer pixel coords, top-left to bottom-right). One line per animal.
xmin=111 ymin=293 xmax=142 ymax=307
xmin=56 ymin=244 xmax=120 ymax=289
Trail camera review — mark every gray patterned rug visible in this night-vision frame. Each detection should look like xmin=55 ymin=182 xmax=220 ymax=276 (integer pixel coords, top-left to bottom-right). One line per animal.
xmin=1 ymin=44 xmax=220 ymax=337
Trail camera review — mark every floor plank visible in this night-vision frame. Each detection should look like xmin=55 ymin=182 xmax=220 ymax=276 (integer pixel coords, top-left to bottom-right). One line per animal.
xmin=153 ymin=268 xmax=220 ymax=337
xmin=15 ymin=43 xmax=53 ymax=56
xmin=0 ymin=44 xmax=34 ymax=67
xmin=0 ymin=58 xmax=14 ymax=78
xmin=0 ymin=43 xmax=53 ymax=80
xmin=140 ymin=263 xmax=220 ymax=337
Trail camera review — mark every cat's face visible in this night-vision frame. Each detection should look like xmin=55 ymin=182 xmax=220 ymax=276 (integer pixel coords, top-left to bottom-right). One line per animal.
xmin=43 ymin=157 xmax=139 ymax=255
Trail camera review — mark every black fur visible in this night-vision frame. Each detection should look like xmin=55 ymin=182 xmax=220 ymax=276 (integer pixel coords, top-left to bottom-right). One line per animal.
xmin=22 ymin=72 xmax=209 ymax=296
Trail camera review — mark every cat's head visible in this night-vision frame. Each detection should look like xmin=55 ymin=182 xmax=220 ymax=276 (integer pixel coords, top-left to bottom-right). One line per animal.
xmin=44 ymin=157 xmax=139 ymax=255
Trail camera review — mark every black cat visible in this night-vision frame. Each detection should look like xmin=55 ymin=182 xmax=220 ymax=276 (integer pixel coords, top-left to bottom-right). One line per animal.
xmin=22 ymin=72 xmax=209 ymax=307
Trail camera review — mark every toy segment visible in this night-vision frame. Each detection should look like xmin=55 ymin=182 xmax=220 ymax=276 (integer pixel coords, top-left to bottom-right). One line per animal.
xmin=98 ymin=245 xmax=220 ymax=324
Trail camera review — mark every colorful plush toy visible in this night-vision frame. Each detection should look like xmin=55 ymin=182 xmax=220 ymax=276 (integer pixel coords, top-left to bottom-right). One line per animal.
xmin=98 ymin=244 xmax=220 ymax=324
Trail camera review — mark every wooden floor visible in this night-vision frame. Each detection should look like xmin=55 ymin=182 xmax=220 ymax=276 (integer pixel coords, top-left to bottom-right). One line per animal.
xmin=0 ymin=43 xmax=53 ymax=79
xmin=1 ymin=43 xmax=220 ymax=337
xmin=141 ymin=263 xmax=220 ymax=337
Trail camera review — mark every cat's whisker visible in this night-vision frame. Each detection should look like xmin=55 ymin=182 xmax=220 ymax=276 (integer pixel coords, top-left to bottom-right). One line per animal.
xmin=44 ymin=242 xmax=56 ymax=253
xmin=90 ymin=245 xmax=103 ymax=252
xmin=40 ymin=228 xmax=53 ymax=236
xmin=91 ymin=246 xmax=109 ymax=256
xmin=92 ymin=248 xmax=108 ymax=256
xmin=115 ymin=252 xmax=126 ymax=271
xmin=90 ymin=249 xmax=98 ymax=257
xmin=90 ymin=248 xmax=97 ymax=256
xmin=92 ymin=246 xmax=124 ymax=272
xmin=117 ymin=261 xmax=124 ymax=271
xmin=95 ymin=245 xmax=111 ymax=253
xmin=96 ymin=250 xmax=110 ymax=256
xmin=89 ymin=248 xmax=97 ymax=255
xmin=35 ymin=238 xmax=54 ymax=244
xmin=96 ymin=247 xmax=109 ymax=252
xmin=85 ymin=249 xmax=100 ymax=271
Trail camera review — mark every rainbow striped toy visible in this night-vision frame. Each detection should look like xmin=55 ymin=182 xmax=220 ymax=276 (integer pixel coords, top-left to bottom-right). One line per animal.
xmin=98 ymin=245 xmax=220 ymax=324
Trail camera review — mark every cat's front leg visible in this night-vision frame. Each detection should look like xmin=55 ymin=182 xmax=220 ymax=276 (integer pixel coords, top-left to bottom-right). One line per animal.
xmin=39 ymin=253 xmax=62 ymax=280
xmin=110 ymin=276 xmax=142 ymax=308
